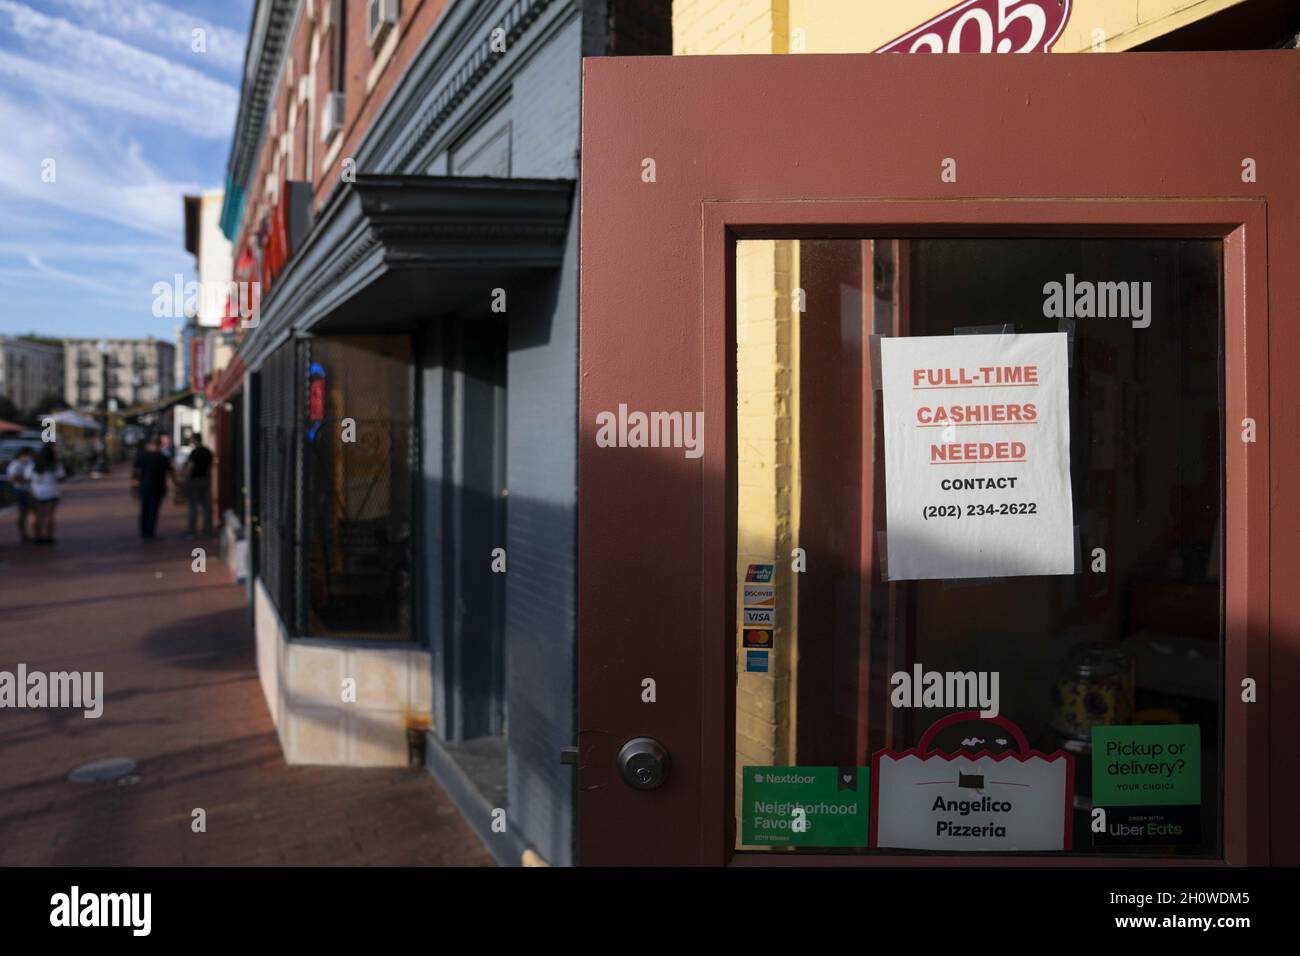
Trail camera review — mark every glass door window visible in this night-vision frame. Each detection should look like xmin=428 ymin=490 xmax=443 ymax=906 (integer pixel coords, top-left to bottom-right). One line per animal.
xmin=733 ymin=237 xmax=1223 ymax=857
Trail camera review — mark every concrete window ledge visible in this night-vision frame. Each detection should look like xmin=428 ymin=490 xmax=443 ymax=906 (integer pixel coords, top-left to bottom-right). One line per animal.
xmin=219 ymin=509 xmax=248 ymax=582
xmin=254 ymin=577 xmax=433 ymax=767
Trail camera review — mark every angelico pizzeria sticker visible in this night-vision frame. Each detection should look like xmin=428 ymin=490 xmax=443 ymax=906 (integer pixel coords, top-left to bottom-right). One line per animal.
xmin=880 ymin=333 xmax=1075 ymax=580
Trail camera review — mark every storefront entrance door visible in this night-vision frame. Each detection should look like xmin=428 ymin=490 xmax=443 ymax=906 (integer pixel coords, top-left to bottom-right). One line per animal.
xmin=577 ymin=52 xmax=1297 ymax=866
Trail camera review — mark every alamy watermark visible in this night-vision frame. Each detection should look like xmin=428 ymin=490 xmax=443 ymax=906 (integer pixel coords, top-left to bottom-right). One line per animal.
xmin=0 ymin=664 xmax=103 ymax=718
xmin=1042 ymin=273 xmax=1151 ymax=328
xmin=151 ymin=274 xmax=260 ymax=327
xmin=595 ymin=404 xmax=704 ymax=459
xmin=50 ymin=886 xmax=150 ymax=936
xmin=890 ymin=664 xmax=1000 ymax=718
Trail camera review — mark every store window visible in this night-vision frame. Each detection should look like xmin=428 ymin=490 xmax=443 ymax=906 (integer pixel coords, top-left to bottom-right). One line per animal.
xmin=301 ymin=335 xmax=415 ymax=641
xmin=254 ymin=335 xmax=415 ymax=641
xmin=734 ymin=237 xmax=1223 ymax=856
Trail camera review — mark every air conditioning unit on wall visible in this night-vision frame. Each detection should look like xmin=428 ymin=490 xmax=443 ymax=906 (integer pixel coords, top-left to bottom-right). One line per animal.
xmin=368 ymin=0 xmax=399 ymax=47
xmin=321 ymin=91 xmax=345 ymax=142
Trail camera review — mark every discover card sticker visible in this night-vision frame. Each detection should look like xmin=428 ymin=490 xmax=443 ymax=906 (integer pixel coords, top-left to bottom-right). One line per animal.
xmin=880 ymin=333 xmax=1075 ymax=580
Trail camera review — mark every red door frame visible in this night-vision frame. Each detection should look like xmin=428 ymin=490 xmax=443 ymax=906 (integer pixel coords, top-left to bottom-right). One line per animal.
xmin=579 ymin=52 xmax=1297 ymax=867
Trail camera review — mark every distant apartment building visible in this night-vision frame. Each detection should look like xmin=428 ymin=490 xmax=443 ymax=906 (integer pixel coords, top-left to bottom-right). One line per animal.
xmin=0 ymin=336 xmax=64 ymax=415
xmin=64 ymin=338 xmax=176 ymax=411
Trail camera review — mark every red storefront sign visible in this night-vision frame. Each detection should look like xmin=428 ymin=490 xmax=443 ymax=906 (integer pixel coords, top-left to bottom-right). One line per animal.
xmin=876 ymin=0 xmax=1072 ymax=54
xmin=190 ymin=336 xmax=208 ymax=391
xmin=222 ymin=245 xmax=260 ymax=332
xmin=259 ymin=181 xmax=312 ymax=296
xmin=260 ymin=200 xmax=288 ymax=291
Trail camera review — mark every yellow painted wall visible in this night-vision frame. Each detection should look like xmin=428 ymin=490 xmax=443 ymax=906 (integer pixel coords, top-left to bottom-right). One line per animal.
xmin=677 ymin=0 xmax=1249 ymax=56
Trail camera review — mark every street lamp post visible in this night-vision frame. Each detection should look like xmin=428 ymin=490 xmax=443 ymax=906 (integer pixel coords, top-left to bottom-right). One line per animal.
xmin=95 ymin=339 xmax=118 ymax=465
xmin=95 ymin=339 xmax=109 ymax=413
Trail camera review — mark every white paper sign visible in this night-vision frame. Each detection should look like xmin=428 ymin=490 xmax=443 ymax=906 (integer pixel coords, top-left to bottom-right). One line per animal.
xmin=880 ymin=332 xmax=1074 ymax=580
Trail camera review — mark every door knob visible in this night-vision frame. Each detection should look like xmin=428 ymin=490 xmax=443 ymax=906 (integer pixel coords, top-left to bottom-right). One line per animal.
xmin=617 ymin=737 xmax=670 ymax=791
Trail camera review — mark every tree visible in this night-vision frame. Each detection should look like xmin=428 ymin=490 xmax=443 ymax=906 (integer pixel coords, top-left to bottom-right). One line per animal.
xmin=0 ymin=394 xmax=21 ymax=423
xmin=28 ymin=393 xmax=68 ymax=418
xmin=17 ymin=332 xmax=62 ymax=348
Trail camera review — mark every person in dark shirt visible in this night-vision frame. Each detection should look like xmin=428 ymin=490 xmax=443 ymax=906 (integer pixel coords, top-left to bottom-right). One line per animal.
xmin=132 ymin=436 xmax=173 ymax=539
xmin=183 ymin=435 xmax=214 ymax=538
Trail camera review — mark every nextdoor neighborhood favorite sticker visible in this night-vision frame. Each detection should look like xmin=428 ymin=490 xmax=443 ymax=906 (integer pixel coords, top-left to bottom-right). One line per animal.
xmin=742 ymin=766 xmax=870 ymax=847
xmin=880 ymin=333 xmax=1075 ymax=580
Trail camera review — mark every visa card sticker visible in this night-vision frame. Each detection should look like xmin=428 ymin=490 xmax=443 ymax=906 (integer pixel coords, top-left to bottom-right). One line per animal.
xmin=746 ymin=650 xmax=770 ymax=673
xmin=743 ymin=607 xmax=775 ymax=627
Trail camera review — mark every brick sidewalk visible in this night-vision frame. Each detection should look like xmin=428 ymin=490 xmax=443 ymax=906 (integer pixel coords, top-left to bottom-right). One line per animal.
xmin=0 ymin=473 xmax=492 ymax=866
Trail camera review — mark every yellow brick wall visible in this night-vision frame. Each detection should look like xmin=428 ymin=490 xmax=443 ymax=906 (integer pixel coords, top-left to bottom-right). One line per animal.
xmin=735 ymin=239 xmax=799 ymax=784
xmin=673 ymin=0 xmax=789 ymax=55
xmin=734 ymin=240 xmax=800 ymax=847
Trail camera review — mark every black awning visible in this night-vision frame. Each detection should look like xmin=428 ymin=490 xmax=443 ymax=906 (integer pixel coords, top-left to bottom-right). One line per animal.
xmin=119 ymin=389 xmax=196 ymax=420
xmin=239 ymin=174 xmax=573 ymax=369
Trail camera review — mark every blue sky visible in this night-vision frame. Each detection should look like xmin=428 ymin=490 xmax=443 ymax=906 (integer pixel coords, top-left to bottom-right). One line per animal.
xmin=0 ymin=0 xmax=252 ymax=339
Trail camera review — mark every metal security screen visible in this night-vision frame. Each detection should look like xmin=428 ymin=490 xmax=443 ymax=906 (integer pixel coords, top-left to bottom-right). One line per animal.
xmin=256 ymin=340 xmax=302 ymax=630
xmin=301 ymin=335 xmax=415 ymax=641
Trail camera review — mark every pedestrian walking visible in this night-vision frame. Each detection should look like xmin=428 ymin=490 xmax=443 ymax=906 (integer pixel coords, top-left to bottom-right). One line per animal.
xmin=132 ymin=436 xmax=173 ymax=539
xmin=5 ymin=446 xmax=35 ymax=542
xmin=182 ymin=434 xmax=214 ymax=539
xmin=91 ymin=436 xmax=109 ymax=478
xmin=27 ymin=445 xmax=66 ymax=544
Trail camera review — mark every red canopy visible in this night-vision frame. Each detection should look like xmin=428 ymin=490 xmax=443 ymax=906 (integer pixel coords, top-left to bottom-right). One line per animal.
xmin=0 ymin=418 xmax=26 ymax=433
xmin=220 ymin=290 xmax=239 ymax=331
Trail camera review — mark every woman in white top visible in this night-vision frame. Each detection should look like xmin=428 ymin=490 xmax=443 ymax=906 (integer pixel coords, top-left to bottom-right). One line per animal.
xmin=4 ymin=447 xmax=34 ymax=541
xmin=25 ymin=445 xmax=66 ymax=544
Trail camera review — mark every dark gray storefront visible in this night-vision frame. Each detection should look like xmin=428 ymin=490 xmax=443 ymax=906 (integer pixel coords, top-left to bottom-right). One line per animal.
xmin=235 ymin=0 xmax=668 ymax=867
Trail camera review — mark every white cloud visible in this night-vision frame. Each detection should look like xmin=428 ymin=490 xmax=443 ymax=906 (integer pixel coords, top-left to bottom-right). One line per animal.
xmin=0 ymin=0 xmax=241 ymax=336
xmin=0 ymin=0 xmax=238 ymax=139
xmin=47 ymin=0 xmax=249 ymax=73
xmin=0 ymin=90 xmax=203 ymax=240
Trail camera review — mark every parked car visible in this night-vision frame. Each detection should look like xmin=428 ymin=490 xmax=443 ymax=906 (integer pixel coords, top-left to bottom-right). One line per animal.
xmin=0 ymin=436 xmax=44 ymax=472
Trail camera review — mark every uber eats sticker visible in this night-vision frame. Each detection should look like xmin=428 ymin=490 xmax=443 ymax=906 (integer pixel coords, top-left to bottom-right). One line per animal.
xmin=1092 ymin=724 xmax=1201 ymax=846
xmin=742 ymin=766 xmax=869 ymax=847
